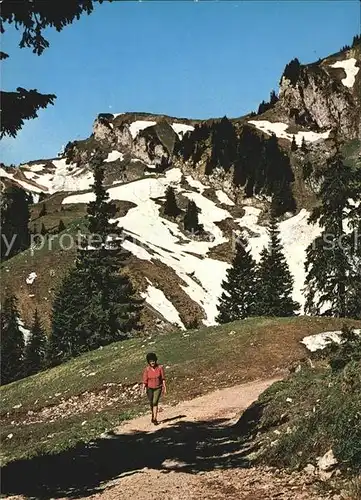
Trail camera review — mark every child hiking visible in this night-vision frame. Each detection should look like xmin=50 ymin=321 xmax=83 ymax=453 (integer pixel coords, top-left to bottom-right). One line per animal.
xmin=142 ymin=352 xmax=166 ymax=425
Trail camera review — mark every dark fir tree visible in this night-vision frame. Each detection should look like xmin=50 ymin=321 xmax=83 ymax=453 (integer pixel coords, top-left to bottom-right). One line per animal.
xmin=304 ymin=150 xmax=361 ymax=317
xmin=0 ymin=295 xmax=24 ymax=385
xmin=48 ymin=150 xmax=143 ymax=366
xmin=256 ymin=214 xmax=299 ymax=316
xmin=0 ymin=186 xmax=31 ymax=261
xmin=39 ymin=203 xmax=47 ymax=217
xmin=291 ymin=135 xmax=298 ymax=151
xmin=216 ymin=235 xmax=258 ymax=323
xmin=163 ymin=186 xmax=181 ymax=217
xmin=269 ymin=89 xmax=278 ymax=105
xmin=58 ymin=219 xmax=66 ymax=232
xmin=184 ymin=200 xmax=203 ymax=233
xmin=281 ymin=58 xmax=301 ymax=85
xmin=303 ymin=161 xmax=313 ymax=181
xmin=24 ymin=309 xmax=47 ymax=376
xmin=40 ymin=223 xmax=47 ymax=236
xmin=1 ymin=1 xmax=108 ymax=138
xmin=301 ymin=136 xmax=308 ymax=153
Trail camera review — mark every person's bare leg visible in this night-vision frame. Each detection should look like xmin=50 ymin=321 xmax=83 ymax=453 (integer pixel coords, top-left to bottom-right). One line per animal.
xmin=153 ymin=405 xmax=159 ymax=424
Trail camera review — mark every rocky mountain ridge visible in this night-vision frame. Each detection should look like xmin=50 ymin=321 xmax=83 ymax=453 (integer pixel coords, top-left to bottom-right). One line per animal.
xmin=1 ymin=39 xmax=360 ymax=334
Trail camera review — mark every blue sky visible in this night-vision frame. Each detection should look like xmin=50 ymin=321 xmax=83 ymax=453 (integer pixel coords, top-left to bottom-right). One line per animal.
xmin=1 ymin=0 xmax=360 ymax=165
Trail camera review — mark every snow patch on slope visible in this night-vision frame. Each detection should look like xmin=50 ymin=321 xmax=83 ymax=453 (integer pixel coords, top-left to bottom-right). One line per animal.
xmin=216 ymin=190 xmax=234 ymax=206
xmin=0 ymin=167 xmax=44 ymax=193
xmin=248 ymin=120 xmax=331 ymax=145
xmin=185 ymin=176 xmax=208 ymax=193
xmin=104 ymin=151 xmax=124 ymax=163
xmin=172 ymin=123 xmax=195 ymax=139
xmin=301 ymin=329 xmax=361 ymax=352
xmin=141 ymin=281 xmax=186 ymax=330
xmin=129 ymin=120 xmax=157 ymax=139
xmin=329 ymin=57 xmax=359 ymax=88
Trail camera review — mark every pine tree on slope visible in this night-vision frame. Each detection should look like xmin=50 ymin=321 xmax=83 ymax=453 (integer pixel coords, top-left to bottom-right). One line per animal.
xmin=0 ymin=186 xmax=31 ymax=261
xmin=216 ymin=235 xmax=258 ymax=323
xmin=184 ymin=200 xmax=203 ymax=233
xmin=164 ymin=186 xmax=181 ymax=217
xmin=24 ymin=309 xmax=47 ymax=376
xmin=304 ymin=150 xmax=361 ymax=317
xmin=0 ymin=295 xmax=24 ymax=385
xmin=291 ymin=135 xmax=298 ymax=151
xmin=256 ymin=214 xmax=299 ymax=316
xmin=58 ymin=219 xmax=66 ymax=232
xmin=48 ymin=150 xmax=143 ymax=366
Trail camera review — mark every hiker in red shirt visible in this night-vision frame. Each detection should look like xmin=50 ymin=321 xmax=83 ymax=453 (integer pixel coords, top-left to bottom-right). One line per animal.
xmin=142 ymin=352 xmax=166 ymax=425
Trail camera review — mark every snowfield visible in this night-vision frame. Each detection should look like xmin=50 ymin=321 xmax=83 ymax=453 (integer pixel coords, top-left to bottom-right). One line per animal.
xmin=63 ymin=168 xmax=230 ymax=326
xmin=329 ymin=57 xmax=360 ymax=88
xmin=0 ymin=159 xmax=94 ymax=194
xmin=248 ymin=120 xmax=331 ymax=145
xmin=63 ymin=167 xmax=325 ymax=323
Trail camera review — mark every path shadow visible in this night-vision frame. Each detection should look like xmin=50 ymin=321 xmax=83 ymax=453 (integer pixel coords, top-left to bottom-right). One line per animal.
xmin=159 ymin=414 xmax=186 ymax=424
xmin=1 ymin=416 xmax=255 ymax=499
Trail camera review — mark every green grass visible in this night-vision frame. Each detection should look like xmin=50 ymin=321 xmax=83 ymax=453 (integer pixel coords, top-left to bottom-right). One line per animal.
xmin=1 ymin=315 xmax=360 ymax=465
xmin=248 ymin=355 xmax=361 ymax=474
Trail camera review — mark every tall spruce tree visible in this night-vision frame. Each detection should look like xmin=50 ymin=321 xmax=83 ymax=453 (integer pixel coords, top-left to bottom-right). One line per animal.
xmin=0 ymin=186 xmax=31 ymax=261
xmin=216 ymin=235 xmax=258 ymax=323
xmin=0 ymin=295 xmax=24 ymax=385
xmin=301 ymin=136 xmax=308 ymax=153
xmin=304 ymin=150 xmax=361 ymax=317
xmin=48 ymin=150 xmax=142 ymax=366
xmin=39 ymin=203 xmax=47 ymax=217
xmin=58 ymin=219 xmax=66 ymax=232
xmin=184 ymin=200 xmax=203 ymax=233
xmin=164 ymin=186 xmax=181 ymax=217
xmin=256 ymin=214 xmax=299 ymax=316
xmin=24 ymin=309 xmax=47 ymax=376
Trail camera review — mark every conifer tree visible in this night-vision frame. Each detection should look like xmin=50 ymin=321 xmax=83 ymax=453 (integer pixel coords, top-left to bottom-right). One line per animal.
xmin=184 ymin=200 xmax=203 ymax=234
xmin=40 ymin=223 xmax=47 ymax=236
xmin=256 ymin=214 xmax=299 ymax=316
xmin=39 ymin=203 xmax=47 ymax=217
xmin=58 ymin=219 xmax=66 ymax=232
xmin=25 ymin=309 xmax=47 ymax=376
xmin=269 ymin=90 xmax=278 ymax=105
xmin=0 ymin=186 xmax=31 ymax=261
xmin=216 ymin=235 xmax=258 ymax=323
xmin=0 ymin=295 xmax=24 ymax=385
xmin=48 ymin=150 xmax=143 ymax=366
xmin=301 ymin=136 xmax=307 ymax=153
xmin=291 ymin=135 xmax=298 ymax=151
xmin=304 ymin=150 xmax=361 ymax=317
xmin=163 ymin=186 xmax=181 ymax=217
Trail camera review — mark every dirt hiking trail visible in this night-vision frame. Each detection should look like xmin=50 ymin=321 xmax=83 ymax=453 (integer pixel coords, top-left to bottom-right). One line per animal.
xmin=7 ymin=376 xmax=333 ymax=500
xmin=117 ymin=377 xmax=280 ymax=435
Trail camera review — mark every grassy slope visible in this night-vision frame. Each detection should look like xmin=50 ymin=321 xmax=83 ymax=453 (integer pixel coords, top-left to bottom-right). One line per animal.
xmin=236 ymin=340 xmax=361 ymax=475
xmin=256 ymin=362 xmax=361 ymax=473
xmin=1 ymin=316 xmax=360 ymax=465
